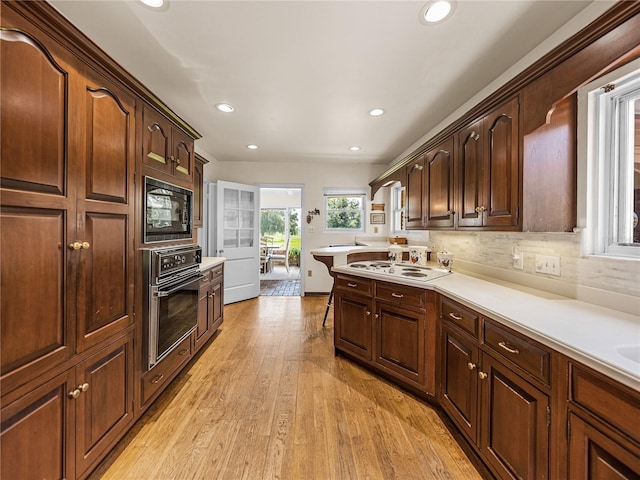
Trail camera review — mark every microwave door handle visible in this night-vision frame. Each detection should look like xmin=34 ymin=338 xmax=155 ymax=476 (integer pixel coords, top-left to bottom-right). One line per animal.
xmin=156 ymin=274 xmax=207 ymax=297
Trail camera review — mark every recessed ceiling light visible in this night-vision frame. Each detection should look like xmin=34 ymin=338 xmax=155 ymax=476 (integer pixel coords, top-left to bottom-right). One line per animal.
xmin=247 ymin=144 xmax=259 ymax=150
xmin=419 ymin=1 xmax=455 ymax=25
xmin=349 ymin=146 xmax=360 ymax=151
xmin=369 ymin=108 xmax=385 ymax=117
xmin=140 ymin=0 xmax=164 ymax=8
xmin=215 ymin=103 xmax=235 ymax=113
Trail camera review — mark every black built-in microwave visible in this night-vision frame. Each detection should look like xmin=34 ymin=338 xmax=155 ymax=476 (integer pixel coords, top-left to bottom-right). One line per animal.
xmin=144 ymin=176 xmax=193 ymax=243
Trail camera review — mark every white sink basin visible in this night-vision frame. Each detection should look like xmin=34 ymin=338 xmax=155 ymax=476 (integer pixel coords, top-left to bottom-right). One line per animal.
xmin=615 ymin=345 xmax=640 ymax=364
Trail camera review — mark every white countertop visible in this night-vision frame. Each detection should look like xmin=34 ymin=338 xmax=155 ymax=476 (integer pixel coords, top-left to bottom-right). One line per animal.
xmin=332 ymin=263 xmax=640 ymax=392
xmin=200 ymin=256 xmax=225 ymax=270
xmin=310 ymin=245 xmax=392 ymax=255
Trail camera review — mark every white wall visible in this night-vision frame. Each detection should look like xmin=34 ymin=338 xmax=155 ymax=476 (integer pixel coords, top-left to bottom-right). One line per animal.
xmin=203 ymin=160 xmax=387 ymax=292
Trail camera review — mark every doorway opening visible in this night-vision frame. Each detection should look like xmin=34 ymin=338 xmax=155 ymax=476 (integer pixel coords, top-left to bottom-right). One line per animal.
xmin=259 ymin=187 xmax=302 ymax=296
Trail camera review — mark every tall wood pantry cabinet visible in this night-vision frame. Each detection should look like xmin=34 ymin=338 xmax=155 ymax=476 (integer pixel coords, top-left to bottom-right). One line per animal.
xmin=1 ymin=6 xmax=136 ymax=479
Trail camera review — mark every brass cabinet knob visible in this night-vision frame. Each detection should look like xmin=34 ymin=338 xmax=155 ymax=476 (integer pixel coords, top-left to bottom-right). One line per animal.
xmin=69 ymin=242 xmax=82 ymax=250
xmin=150 ymin=374 xmax=164 ymax=384
xmin=78 ymin=383 xmax=89 ymax=392
xmin=446 ymin=210 xmax=455 ymax=216
xmin=68 ymin=389 xmax=81 ymax=399
xmin=478 ymin=372 xmax=488 ymax=380
xmin=374 ymin=313 xmax=379 ymax=319
xmin=365 ymin=311 xmax=371 ymax=316
xmin=81 ymin=242 xmax=90 ymax=250
xmin=467 ymin=362 xmax=476 ymax=370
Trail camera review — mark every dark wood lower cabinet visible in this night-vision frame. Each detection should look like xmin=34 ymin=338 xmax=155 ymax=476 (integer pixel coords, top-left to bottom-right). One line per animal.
xmin=335 ymin=293 xmax=373 ymax=361
xmin=440 ymin=323 xmax=479 ymax=443
xmin=195 ymin=264 xmax=225 ymax=352
xmin=568 ymin=412 xmax=640 ymax=479
xmin=479 ymin=353 xmax=549 ymax=480
xmin=0 ymin=333 xmax=134 ymax=480
xmin=374 ymin=301 xmax=425 ymax=388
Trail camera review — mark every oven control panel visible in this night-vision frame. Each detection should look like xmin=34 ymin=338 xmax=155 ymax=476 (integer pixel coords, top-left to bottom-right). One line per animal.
xmin=148 ymin=244 xmax=202 ymax=280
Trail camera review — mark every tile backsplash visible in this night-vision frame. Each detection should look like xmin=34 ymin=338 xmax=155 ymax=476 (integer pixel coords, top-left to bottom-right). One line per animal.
xmin=429 ymin=231 xmax=640 ymax=314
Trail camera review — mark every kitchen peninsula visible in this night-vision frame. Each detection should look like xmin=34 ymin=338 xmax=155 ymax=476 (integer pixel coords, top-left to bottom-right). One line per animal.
xmin=321 ymin=243 xmax=640 ymax=480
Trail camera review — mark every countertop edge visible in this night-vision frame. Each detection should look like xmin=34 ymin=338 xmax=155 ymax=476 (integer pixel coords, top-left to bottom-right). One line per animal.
xmin=200 ymin=257 xmax=225 ymax=271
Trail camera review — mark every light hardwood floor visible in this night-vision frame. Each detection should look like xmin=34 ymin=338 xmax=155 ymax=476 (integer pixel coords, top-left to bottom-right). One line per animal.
xmin=89 ymin=296 xmax=483 ymax=480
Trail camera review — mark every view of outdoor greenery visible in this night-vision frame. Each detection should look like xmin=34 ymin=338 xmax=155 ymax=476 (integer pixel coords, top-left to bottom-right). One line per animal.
xmin=325 ymin=196 xmax=363 ymax=230
xmin=260 ymin=208 xmax=301 ymax=250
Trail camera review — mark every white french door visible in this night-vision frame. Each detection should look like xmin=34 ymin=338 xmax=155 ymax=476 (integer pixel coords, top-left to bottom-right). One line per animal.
xmin=216 ymin=180 xmax=260 ymax=304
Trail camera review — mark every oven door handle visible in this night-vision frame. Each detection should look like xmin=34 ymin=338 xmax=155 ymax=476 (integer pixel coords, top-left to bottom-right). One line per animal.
xmin=155 ymin=274 xmax=207 ymax=297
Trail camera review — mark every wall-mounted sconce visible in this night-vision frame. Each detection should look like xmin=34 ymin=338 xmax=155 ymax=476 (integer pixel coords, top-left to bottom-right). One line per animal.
xmin=306 ymin=208 xmax=320 ymax=224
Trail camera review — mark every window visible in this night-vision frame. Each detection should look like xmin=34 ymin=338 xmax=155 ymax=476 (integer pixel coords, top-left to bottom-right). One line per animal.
xmin=391 ymin=185 xmax=406 ymax=232
xmin=324 ymin=189 xmax=365 ymax=231
xmin=580 ymin=59 xmax=640 ymax=258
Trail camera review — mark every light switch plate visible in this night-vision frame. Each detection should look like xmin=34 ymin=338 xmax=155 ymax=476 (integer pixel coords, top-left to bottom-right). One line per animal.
xmin=535 ymin=254 xmax=561 ymax=276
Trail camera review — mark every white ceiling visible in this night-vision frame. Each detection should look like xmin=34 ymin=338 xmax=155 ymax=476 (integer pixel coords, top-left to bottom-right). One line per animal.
xmin=51 ymin=0 xmax=599 ymax=166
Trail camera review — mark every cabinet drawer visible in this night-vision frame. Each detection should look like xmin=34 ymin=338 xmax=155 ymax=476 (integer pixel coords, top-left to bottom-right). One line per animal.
xmin=569 ymin=363 xmax=640 ymax=442
xmin=210 ymin=264 xmax=224 ymax=280
xmin=335 ymin=275 xmax=373 ymax=297
xmin=440 ymin=297 xmax=480 ymax=338
xmin=141 ymin=335 xmax=192 ymax=406
xmin=484 ymin=320 xmax=550 ymax=384
xmin=376 ymin=281 xmax=426 ymax=309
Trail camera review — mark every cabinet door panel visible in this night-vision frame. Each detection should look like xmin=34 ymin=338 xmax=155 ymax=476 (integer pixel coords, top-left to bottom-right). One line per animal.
xmin=568 ymin=413 xmax=640 ymax=480
xmin=76 ymin=73 xmax=135 ymax=353
xmin=440 ymin=324 xmax=478 ymax=443
xmin=211 ymin=280 xmax=224 ymax=331
xmin=0 ymin=207 xmax=74 ymax=387
xmin=172 ymin=127 xmax=194 ymax=182
xmin=335 ymin=294 xmax=372 ymax=360
xmin=405 ymin=156 xmax=426 ymax=229
xmin=0 ymin=28 xmax=67 ymax=195
xmin=480 ymin=353 xmax=549 ymax=480
xmin=484 ymin=98 xmax=519 ymax=227
xmin=142 ymin=105 xmax=171 ymax=174
xmin=426 ymin=137 xmax=455 ymax=228
xmin=375 ymin=302 xmax=425 ymax=386
xmin=84 ymin=85 xmax=131 ymax=203
xmin=76 ymin=213 xmax=132 ymax=351
xmin=457 ymin=121 xmax=484 ymax=227
xmin=75 ymin=334 xmax=134 ymax=477
xmin=0 ymin=369 xmax=75 ymax=480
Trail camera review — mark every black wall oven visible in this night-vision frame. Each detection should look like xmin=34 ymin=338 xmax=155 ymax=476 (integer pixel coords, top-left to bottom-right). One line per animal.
xmin=143 ymin=244 xmax=202 ymax=370
xmin=144 ymin=176 xmax=193 ymax=243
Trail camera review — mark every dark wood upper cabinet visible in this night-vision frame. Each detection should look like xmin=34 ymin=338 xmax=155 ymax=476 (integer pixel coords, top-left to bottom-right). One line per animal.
xmin=483 ymin=97 xmax=520 ymax=228
xmin=457 ymin=120 xmax=484 ymax=227
xmin=405 ymin=155 xmax=426 ymax=229
xmin=456 ymin=97 xmax=520 ymax=230
xmin=425 ymin=136 xmax=455 ymax=229
xmin=142 ymin=104 xmax=194 ymax=185
xmin=193 ymin=153 xmax=209 ymax=228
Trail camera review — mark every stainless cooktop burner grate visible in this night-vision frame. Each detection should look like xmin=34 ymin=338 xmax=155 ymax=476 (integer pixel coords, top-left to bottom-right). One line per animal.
xmin=350 ymin=263 xmax=368 ymax=268
xmin=370 ymin=262 xmax=392 ymax=267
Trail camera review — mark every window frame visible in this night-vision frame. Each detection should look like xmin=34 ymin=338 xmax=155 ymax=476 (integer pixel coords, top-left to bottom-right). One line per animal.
xmin=578 ymin=58 xmax=640 ymax=259
xmin=323 ymin=189 xmax=366 ymax=232
xmin=391 ymin=184 xmax=406 ymax=234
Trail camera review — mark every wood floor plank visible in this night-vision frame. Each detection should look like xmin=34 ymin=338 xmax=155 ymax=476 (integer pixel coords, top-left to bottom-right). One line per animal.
xmin=88 ymin=296 xmax=483 ymax=480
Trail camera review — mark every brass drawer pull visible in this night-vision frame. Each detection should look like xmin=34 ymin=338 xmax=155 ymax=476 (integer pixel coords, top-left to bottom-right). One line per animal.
xmin=391 ymin=293 xmax=404 ymax=298
xmin=448 ymin=312 xmax=463 ymax=321
xmin=347 ymin=283 xmax=358 ymax=288
xmin=178 ymin=349 xmax=189 ymax=356
xmin=467 ymin=362 xmax=476 ymax=370
xmin=78 ymin=383 xmax=89 ymax=392
xmin=68 ymin=389 xmax=81 ymax=399
xmin=478 ymin=372 xmax=488 ymax=380
xmin=150 ymin=374 xmax=164 ymax=384
xmin=498 ymin=341 xmax=520 ymax=354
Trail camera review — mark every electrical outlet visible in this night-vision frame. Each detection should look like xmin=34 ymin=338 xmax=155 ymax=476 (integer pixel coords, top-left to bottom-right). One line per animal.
xmin=307 ymin=270 xmax=313 ymax=277
xmin=512 ymin=246 xmax=523 ymax=270
xmin=373 ymin=226 xmax=379 ymax=234
xmin=535 ymin=255 xmax=561 ymax=276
